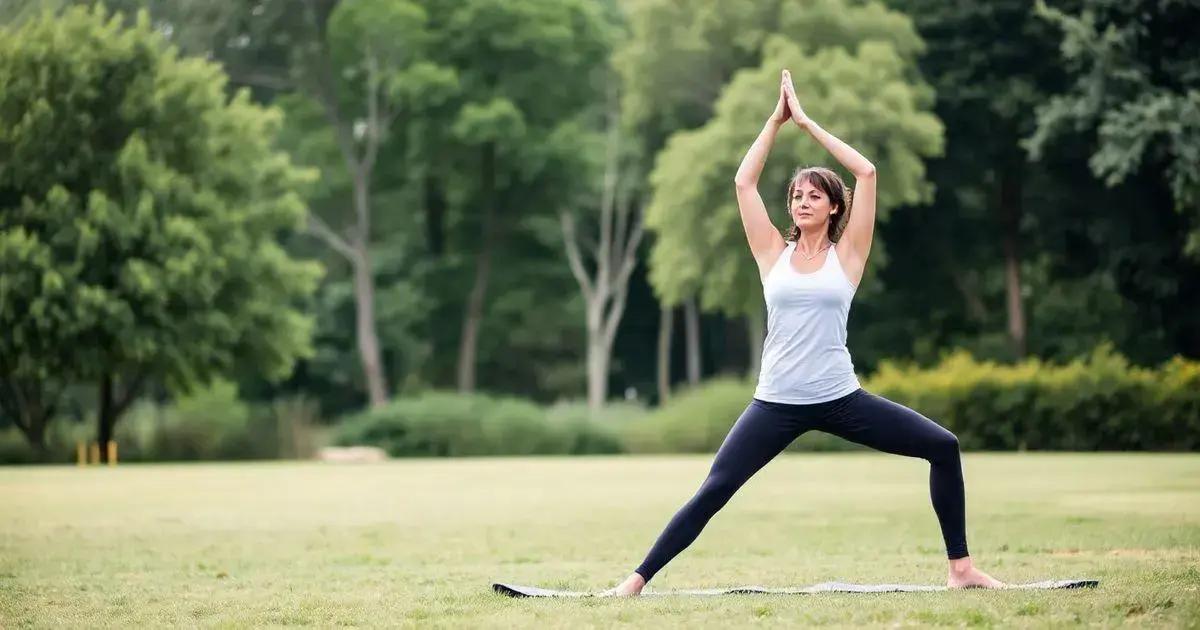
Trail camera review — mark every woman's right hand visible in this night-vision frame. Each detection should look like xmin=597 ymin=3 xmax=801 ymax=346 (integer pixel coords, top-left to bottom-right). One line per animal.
xmin=770 ymin=70 xmax=791 ymax=126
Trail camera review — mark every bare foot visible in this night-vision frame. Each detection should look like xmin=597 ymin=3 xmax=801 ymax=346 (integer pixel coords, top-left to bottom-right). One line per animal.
xmin=599 ymin=572 xmax=646 ymax=597
xmin=947 ymin=557 xmax=1006 ymax=589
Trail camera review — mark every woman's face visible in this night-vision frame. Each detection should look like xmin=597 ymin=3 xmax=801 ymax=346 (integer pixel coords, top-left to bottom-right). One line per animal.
xmin=790 ymin=178 xmax=837 ymax=231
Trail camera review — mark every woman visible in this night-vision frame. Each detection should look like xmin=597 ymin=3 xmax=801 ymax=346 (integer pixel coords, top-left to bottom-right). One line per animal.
xmin=603 ymin=69 xmax=1004 ymax=596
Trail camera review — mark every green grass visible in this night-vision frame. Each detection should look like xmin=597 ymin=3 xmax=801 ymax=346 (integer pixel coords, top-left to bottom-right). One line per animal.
xmin=2 ymin=453 xmax=1199 ymax=627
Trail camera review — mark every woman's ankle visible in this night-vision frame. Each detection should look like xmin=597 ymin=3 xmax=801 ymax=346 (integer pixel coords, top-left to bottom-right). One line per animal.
xmin=948 ymin=556 xmax=974 ymax=573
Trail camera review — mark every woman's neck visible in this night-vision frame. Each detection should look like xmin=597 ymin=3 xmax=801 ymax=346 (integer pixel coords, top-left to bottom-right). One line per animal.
xmin=794 ymin=228 xmax=829 ymax=254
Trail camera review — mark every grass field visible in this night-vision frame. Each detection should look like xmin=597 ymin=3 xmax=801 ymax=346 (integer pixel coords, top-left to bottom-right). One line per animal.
xmin=2 ymin=453 xmax=1199 ymax=627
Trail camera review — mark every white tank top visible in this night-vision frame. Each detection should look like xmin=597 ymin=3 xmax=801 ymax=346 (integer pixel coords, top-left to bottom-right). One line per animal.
xmin=753 ymin=240 xmax=861 ymax=404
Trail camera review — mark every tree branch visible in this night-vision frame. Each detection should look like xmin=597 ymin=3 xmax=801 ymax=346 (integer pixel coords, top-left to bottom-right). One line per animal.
xmin=615 ymin=211 xmax=645 ymax=290
xmin=302 ymin=0 xmax=362 ymax=174
xmin=560 ymin=211 xmax=595 ymax=301
xmin=307 ymin=212 xmax=357 ymax=262
xmin=611 ymin=177 xmax=633 ymax=272
xmin=596 ymin=79 xmax=621 ymax=297
xmin=604 ymin=211 xmax=644 ymax=347
xmin=362 ymin=47 xmax=382 ymax=174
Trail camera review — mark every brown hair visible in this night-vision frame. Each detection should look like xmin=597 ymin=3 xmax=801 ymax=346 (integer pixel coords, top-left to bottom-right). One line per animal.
xmin=785 ymin=166 xmax=852 ymax=242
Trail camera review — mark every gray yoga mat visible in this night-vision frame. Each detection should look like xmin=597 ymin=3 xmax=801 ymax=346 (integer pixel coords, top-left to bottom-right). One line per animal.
xmin=492 ymin=579 xmax=1098 ymax=598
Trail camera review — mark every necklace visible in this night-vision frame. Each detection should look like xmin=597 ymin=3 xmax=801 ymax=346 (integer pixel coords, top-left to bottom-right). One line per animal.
xmin=795 ymin=239 xmax=831 ymax=261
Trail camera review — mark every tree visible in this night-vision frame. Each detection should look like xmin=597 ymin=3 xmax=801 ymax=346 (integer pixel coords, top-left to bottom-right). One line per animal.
xmin=560 ymin=78 xmax=645 ymax=412
xmin=421 ymin=0 xmax=614 ymax=393
xmin=294 ymin=0 xmax=450 ymax=407
xmin=882 ymin=0 xmax=1068 ymax=360
xmin=0 ymin=6 xmax=320 ymax=457
xmin=1028 ymin=0 xmax=1200 ymax=257
xmin=119 ymin=0 xmax=454 ymax=408
xmin=1024 ymin=0 xmax=1200 ymax=360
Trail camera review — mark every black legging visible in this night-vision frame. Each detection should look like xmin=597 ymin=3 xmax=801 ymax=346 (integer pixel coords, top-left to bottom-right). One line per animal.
xmin=634 ymin=388 xmax=968 ymax=583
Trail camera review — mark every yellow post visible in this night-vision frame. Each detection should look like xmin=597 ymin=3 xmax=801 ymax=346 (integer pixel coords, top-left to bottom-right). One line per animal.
xmin=88 ymin=442 xmax=100 ymax=465
xmin=106 ymin=441 xmax=117 ymax=466
xmin=76 ymin=442 xmax=86 ymax=467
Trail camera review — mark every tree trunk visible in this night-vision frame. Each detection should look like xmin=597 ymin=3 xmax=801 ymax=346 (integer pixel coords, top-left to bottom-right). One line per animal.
xmin=746 ymin=306 xmax=764 ymax=377
xmin=352 ymin=247 xmax=388 ymax=408
xmin=585 ymin=325 xmax=610 ymax=412
xmin=97 ymin=374 xmax=115 ymax=463
xmin=457 ymin=142 xmax=498 ymax=393
xmin=1000 ymin=166 xmax=1027 ymax=358
xmin=350 ymin=166 xmax=389 ymax=407
xmin=684 ymin=297 xmax=701 ymax=385
xmin=657 ymin=303 xmax=673 ymax=403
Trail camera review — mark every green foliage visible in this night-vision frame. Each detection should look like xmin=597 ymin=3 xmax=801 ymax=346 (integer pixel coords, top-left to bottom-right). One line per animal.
xmin=645 ymin=30 xmax=942 ymax=313
xmin=1027 ymin=0 xmax=1200 ymax=256
xmin=113 ymin=384 xmax=324 ymax=462
xmin=0 ymin=424 xmax=78 ymax=463
xmin=869 ymin=345 xmax=1200 ymax=450
xmin=0 ymin=6 xmax=320 ymax=403
xmin=332 ymin=391 xmax=624 ymax=456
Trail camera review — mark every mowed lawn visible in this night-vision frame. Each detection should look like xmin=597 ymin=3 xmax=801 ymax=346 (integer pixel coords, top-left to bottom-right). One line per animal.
xmin=2 ymin=453 xmax=1199 ymax=628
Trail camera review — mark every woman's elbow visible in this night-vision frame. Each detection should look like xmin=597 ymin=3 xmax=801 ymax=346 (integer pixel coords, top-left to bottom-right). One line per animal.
xmin=854 ymin=164 xmax=877 ymax=180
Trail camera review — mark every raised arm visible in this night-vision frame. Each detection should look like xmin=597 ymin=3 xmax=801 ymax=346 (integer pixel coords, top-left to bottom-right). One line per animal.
xmin=734 ymin=71 xmax=791 ymax=280
xmin=783 ymin=70 xmax=876 ymax=283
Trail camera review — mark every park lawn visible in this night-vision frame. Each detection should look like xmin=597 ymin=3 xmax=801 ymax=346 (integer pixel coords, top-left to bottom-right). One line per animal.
xmin=1 ymin=453 xmax=1198 ymax=628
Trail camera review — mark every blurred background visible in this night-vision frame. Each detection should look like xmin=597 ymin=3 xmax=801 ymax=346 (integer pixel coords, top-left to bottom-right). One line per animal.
xmin=1 ymin=0 xmax=1197 ymax=465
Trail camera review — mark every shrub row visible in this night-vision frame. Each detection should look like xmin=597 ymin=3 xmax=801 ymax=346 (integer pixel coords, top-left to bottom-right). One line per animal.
xmin=623 ymin=345 xmax=1199 ymax=453
xmin=332 ymin=392 xmax=628 ymax=457
xmin=867 ymin=346 xmax=1199 ymax=450
xmin=4 ymin=346 xmax=1194 ymax=463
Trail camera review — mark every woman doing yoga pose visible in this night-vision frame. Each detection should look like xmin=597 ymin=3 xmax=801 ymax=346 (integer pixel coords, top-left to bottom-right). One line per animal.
xmin=602 ymin=69 xmax=1005 ymax=597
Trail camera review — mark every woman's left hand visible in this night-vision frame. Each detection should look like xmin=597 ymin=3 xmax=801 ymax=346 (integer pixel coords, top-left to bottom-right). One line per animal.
xmin=782 ymin=70 xmax=812 ymax=129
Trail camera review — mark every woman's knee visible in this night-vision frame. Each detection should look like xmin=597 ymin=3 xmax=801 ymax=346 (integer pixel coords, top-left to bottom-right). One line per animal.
xmin=695 ymin=472 xmax=742 ymax=507
xmin=927 ymin=429 xmax=960 ymax=462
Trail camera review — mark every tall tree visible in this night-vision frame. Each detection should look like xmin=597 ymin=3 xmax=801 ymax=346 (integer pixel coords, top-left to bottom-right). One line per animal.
xmin=1029 ymin=0 xmax=1200 ymax=254
xmin=294 ymin=0 xmax=446 ymax=407
xmin=880 ymin=0 xmax=1066 ymax=360
xmin=560 ymin=80 xmax=645 ymax=412
xmin=419 ymin=0 xmax=614 ymax=392
xmin=1026 ymin=0 xmax=1200 ymax=358
xmin=0 ymin=6 xmax=320 ymax=457
xmin=120 ymin=0 xmax=454 ymax=407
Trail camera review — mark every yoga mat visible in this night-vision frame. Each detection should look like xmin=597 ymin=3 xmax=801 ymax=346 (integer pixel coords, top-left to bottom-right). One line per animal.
xmin=492 ymin=579 xmax=1099 ymax=598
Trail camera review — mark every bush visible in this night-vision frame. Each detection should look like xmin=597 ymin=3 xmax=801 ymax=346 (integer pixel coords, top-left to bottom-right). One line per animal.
xmin=0 ymin=428 xmax=48 ymax=464
xmin=623 ymin=346 xmax=1200 ymax=453
xmin=115 ymin=384 xmax=318 ymax=462
xmin=333 ymin=391 xmax=626 ymax=457
xmin=0 ymin=420 xmax=90 ymax=465
xmin=544 ymin=400 xmax=645 ymax=455
xmin=868 ymin=345 xmax=1200 ymax=451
